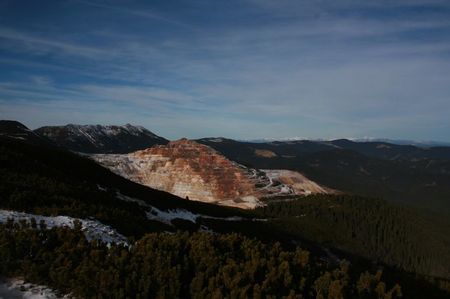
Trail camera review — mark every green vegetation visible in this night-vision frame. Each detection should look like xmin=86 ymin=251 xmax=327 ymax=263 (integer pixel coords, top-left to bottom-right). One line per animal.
xmin=255 ymin=195 xmax=450 ymax=280
xmin=0 ymin=222 xmax=411 ymax=299
xmin=1 ymin=137 xmax=449 ymax=297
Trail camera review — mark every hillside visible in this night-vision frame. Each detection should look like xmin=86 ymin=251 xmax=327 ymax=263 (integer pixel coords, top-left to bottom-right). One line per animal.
xmin=90 ymin=138 xmax=333 ymax=209
xmin=0 ymin=120 xmax=52 ymax=145
xmin=0 ymin=227 xmax=413 ymax=299
xmin=1 ymin=123 xmax=449 ymax=297
xmin=0 ymin=135 xmax=255 ymax=238
xmin=197 ymin=138 xmax=450 ymax=216
xmin=255 ymin=195 xmax=450 ymax=280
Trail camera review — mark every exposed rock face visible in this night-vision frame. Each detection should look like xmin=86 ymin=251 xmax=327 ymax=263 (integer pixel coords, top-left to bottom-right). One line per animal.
xmin=92 ymin=139 xmax=264 ymax=208
xmin=254 ymin=149 xmax=277 ymax=158
xmin=91 ymin=139 xmax=333 ymax=209
xmin=262 ymin=169 xmax=338 ymax=195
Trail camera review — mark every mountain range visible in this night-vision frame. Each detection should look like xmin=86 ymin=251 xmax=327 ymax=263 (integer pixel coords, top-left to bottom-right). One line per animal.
xmin=2 ymin=120 xmax=450 ymax=215
xmin=197 ymin=137 xmax=450 ymax=216
xmin=1 ymin=119 xmax=450 ymax=298
xmin=35 ymin=123 xmax=169 ymax=153
xmin=246 ymin=137 xmax=450 ymax=148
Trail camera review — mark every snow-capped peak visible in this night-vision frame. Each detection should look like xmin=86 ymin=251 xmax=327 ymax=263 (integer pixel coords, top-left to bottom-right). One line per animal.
xmin=34 ymin=124 xmax=168 ymax=153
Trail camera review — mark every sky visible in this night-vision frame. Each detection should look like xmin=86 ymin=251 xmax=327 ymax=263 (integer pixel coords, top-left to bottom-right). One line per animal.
xmin=0 ymin=0 xmax=450 ymax=140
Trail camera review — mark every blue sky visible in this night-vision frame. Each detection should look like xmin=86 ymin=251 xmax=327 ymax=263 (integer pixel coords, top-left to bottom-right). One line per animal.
xmin=0 ymin=0 xmax=450 ymax=140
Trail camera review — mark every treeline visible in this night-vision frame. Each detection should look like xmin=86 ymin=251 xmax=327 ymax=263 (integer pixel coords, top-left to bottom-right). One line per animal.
xmin=255 ymin=195 xmax=450 ymax=280
xmin=0 ymin=222 xmax=407 ymax=299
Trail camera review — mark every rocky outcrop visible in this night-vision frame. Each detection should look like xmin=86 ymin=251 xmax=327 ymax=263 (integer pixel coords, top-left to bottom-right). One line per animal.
xmin=92 ymin=139 xmax=265 ymax=208
xmin=262 ymin=169 xmax=338 ymax=195
xmin=91 ymin=139 xmax=333 ymax=209
xmin=254 ymin=149 xmax=277 ymax=158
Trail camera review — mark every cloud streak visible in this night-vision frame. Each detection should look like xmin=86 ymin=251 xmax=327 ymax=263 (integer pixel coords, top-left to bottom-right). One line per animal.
xmin=0 ymin=0 xmax=449 ymax=140
xmin=73 ymin=0 xmax=192 ymax=29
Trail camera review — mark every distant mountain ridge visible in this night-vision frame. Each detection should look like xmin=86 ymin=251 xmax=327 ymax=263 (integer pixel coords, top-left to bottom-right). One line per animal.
xmin=352 ymin=138 xmax=450 ymax=148
xmin=208 ymin=137 xmax=450 ymax=161
xmin=197 ymin=137 xmax=450 ymax=216
xmin=245 ymin=137 xmax=450 ymax=147
xmin=34 ymin=123 xmax=168 ymax=153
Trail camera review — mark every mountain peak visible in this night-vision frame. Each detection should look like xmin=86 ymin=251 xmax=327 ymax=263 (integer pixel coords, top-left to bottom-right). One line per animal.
xmin=168 ymin=138 xmax=205 ymax=147
xmin=35 ymin=124 xmax=168 ymax=153
xmin=93 ymin=141 xmax=264 ymax=208
xmin=135 ymin=138 xmax=224 ymax=163
xmin=0 ymin=120 xmax=30 ymax=131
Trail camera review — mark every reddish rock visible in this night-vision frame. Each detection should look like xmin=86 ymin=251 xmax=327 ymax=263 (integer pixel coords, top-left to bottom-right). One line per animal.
xmin=91 ymin=139 xmax=334 ymax=209
xmin=92 ymin=139 xmax=265 ymax=208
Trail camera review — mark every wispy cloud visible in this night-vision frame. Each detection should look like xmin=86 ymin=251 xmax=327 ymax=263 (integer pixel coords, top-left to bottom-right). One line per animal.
xmin=73 ymin=0 xmax=193 ymax=29
xmin=0 ymin=27 xmax=106 ymax=58
xmin=0 ymin=0 xmax=450 ymax=140
xmin=29 ymin=75 xmax=53 ymax=86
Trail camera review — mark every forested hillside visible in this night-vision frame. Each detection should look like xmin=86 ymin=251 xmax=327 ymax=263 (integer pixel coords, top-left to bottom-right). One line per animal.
xmin=255 ymin=195 xmax=450 ymax=280
xmin=1 ymin=136 xmax=449 ymax=297
xmin=3 ymin=223 xmax=448 ymax=299
xmin=197 ymin=138 xmax=450 ymax=216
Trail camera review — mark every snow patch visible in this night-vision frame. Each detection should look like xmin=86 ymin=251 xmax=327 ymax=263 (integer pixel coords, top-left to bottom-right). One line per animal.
xmin=97 ymin=184 xmax=107 ymax=192
xmin=115 ymin=192 xmax=247 ymax=226
xmin=0 ymin=210 xmax=128 ymax=246
xmin=146 ymin=207 xmax=199 ymax=225
xmin=205 ymin=138 xmax=225 ymax=143
xmin=0 ymin=278 xmax=71 ymax=299
xmin=0 ymin=278 xmax=69 ymax=299
xmin=115 ymin=191 xmax=148 ymax=207
xmin=146 ymin=206 xmax=248 ymax=225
